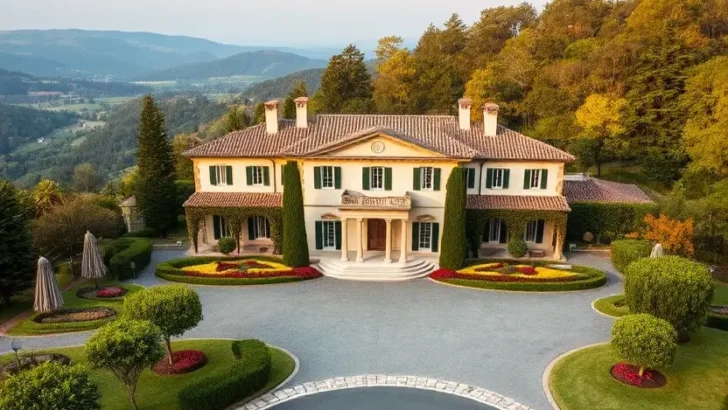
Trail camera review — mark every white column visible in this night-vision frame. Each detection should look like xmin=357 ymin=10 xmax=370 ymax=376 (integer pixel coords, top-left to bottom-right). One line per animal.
xmin=384 ymin=219 xmax=392 ymax=263
xmin=554 ymin=224 xmax=563 ymax=260
xmin=399 ymin=219 xmax=407 ymax=264
xmin=356 ymin=218 xmax=364 ymax=263
xmin=340 ymin=218 xmax=348 ymax=261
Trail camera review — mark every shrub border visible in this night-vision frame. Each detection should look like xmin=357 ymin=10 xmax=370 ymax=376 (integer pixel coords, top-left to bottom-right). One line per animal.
xmin=156 ymin=256 xmax=318 ymax=286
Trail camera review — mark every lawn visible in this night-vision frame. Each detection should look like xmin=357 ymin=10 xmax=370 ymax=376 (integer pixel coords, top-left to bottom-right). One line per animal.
xmin=0 ymin=339 xmax=295 ymax=410
xmin=6 ymin=281 xmax=144 ymax=335
xmin=549 ymin=328 xmax=728 ymax=410
xmin=0 ymin=295 xmax=32 ymax=325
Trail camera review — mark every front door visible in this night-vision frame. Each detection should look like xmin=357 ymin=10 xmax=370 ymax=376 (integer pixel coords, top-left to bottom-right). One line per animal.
xmin=367 ymin=219 xmax=386 ymax=250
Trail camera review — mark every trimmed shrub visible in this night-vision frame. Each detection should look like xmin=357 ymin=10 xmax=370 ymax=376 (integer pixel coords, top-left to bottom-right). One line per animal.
xmin=282 ymin=161 xmax=310 ymax=267
xmin=0 ymin=361 xmax=101 ymax=410
xmin=217 ymin=237 xmax=237 ymax=255
xmin=566 ymin=202 xmax=657 ymax=243
xmin=611 ymin=239 xmax=651 ymax=272
xmin=178 ymin=339 xmax=271 ymax=410
xmin=611 ymin=314 xmax=677 ymax=375
xmin=155 ymin=255 xmax=315 ymax=285
xmin=508 ymin=237 xmax=528 ymax=258
xmin=439 ymin=167 xmax=467 ymax=270
xmin=625 ymin=256 xmax=714 ymax=340
xmin=108 ymin=237 xmax=152 ymax=280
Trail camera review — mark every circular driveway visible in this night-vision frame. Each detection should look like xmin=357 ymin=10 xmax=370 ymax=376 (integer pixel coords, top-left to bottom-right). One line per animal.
xmin=0 ymin=251 xmax=622 ymax=409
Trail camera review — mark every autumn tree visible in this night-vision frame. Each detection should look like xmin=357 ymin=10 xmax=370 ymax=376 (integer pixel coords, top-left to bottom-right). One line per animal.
xmin=465 ymin=3 xmax=538 ymax=68
xmin=574 ymin=94 xmax=627 ymax=177
xmin=373 ymin=36 xmax=415 ymax=114
xmin=315 ymin=45 xmax=373 ymax=113
xmin=643 ymin=214 xmax=695 ymax=257
xmin=282 ymin=81 xmax=308 ymax=119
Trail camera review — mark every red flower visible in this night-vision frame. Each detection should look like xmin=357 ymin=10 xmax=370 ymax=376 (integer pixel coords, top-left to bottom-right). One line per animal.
xmin=612 ymin=362 xmax=658 ymax=387
xmin=430 ymin=268 xmax=456 ymax=279
xmin=96 ymin=287 xmax=124 ymax=298
xmin=516 ymin=266 xmax=537 ymax=275
xmin=153 ymin=350 xmax=207 ymax=375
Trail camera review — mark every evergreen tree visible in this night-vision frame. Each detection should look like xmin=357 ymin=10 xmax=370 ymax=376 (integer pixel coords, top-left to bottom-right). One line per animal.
xmin=315 ymin=45 xmax=373 ymax=113
xmin=135 ymin=96 xmax=177 ymax=236
xmin=282 ymin=161 xmax=310 ymax=267
xmin=282 ymin=81 xmax=309 ymax=119
xmin=439 ymin=168 xmax=467 ymax=270
xmin=253 ymin=102 xmax=266 ymax=124
xmin=224 ymin=106 xmax=249 ymax=132
xmin=0 ymin=180 xmax=35 ymax=305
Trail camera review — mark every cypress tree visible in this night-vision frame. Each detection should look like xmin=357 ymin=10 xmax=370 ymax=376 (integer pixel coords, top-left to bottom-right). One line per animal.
xmin=282 ymin=161 xmax=310 ymax=267
xmin=282 ymin=81 xmax=309 ymax=119
xmin=439 ymin=167 xmax=467 ymax=270
xmin=0 ymin=180 xmax=35 ymax=305
xmin=316 ymin=45 xmax=373 ymax=113
xmin=135 ymin=96 xmax=177 ymax=236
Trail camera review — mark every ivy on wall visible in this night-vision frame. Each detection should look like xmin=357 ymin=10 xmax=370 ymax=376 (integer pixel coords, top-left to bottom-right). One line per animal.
xmin=185 ymin=207 xmax=283 ymax=254
xmin=566 ymin=202 xmax=657 ymax=243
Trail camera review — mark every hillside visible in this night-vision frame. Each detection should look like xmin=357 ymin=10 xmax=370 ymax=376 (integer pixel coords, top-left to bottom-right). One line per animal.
xmin=242 ymin=68 xmax=324 ymax=101
xmin=139 ymin=50 xmax=326 ymax=81
xmin=0 ymin=104 xmax=77 ymax=155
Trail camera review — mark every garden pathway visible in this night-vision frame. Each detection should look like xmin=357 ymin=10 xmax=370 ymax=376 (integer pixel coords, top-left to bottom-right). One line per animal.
xmin=0 ymin=250 xmax=622 ymax=410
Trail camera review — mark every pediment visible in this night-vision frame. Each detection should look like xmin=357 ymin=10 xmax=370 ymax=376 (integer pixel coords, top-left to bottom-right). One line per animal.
xmin=313 ymin=132 xmax=446 ymax=158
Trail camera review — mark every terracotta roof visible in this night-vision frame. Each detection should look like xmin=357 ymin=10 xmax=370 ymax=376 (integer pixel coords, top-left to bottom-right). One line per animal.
xmin=184 ymin=115 xmax=574 ymax=161
xmin=120 ymin=196 xmax=136 ymax=207
xmin=564 ymin=177 xmax=654 ymax=204
xmin=183 ymin=192 xmax=282 ymax=208
xmin=466 ymin=195 xmax=571 ymax=212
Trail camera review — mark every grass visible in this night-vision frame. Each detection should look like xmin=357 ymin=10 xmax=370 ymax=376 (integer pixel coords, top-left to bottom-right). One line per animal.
xmin=6 ymin=281 xmax=144 ymax=335
xmin=549 ymin=328 xmax=728 ymax=410
xmin=0 ymin=339 xmax=295 ymax=410
xmin=0 ymin=294 xmax=32 ymax=325
xmin=713 ymin=281 xmax=728 ymax=305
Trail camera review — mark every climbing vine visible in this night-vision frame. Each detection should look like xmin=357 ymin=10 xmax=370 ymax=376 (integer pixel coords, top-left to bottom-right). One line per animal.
xmin=185 ymin=207 xmax=283 ymax=254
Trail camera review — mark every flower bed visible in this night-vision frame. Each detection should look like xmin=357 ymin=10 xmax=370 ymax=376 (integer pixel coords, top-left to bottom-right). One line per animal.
xmin=430 ymin=258 xmax=607 ymax=292
xmin=77 ymin=286 xmax=128 ymax=300
xmin=33 ymin=307 xmax=116 ymax=324
xmin=610 ymin=363 xmax=666 ymax=388
xmin=152 ymin=350 xmax=207 ymax=375
xmin=157 ymin=256 xmax=322 ymax=285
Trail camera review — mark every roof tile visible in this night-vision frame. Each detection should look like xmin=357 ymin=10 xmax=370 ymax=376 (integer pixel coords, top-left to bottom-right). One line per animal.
xmin=466 ymin=195 xmax=571 ymax=212
xmin=564 ymin=178 xmax=653 ymax=204
xmin=183 ymin=192 xmax=282 ymax=208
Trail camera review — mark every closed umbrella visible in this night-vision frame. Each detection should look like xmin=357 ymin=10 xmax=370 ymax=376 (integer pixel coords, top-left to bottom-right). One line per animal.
xmin=82 ymin=231 xmax=107 ymax=289
xmin=33 ymin=257 xmax=64 ymax=313
xmin=650 ymin=243 xmax=664 ymax=258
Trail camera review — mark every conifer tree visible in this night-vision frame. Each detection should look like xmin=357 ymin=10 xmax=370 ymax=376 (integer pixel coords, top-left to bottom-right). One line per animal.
xmin=0 ymin=180 xmax=35 ymax=305
xmin=224 ymin=106 xmax=249 ymax=132
xmin=283 ymin=81 xmax=309 ymax=119
xmin=315 ymin=45 xmax=373 ymax=113
xmin=282 ymin=161 xmax=310 ymax=267
xmin=135 ymin=96 xmax=177 ymax=236
xmin=439 ymin=167 xmax=467 ymax=270
xmin=253 ymin=102 xmax=266 ymax=124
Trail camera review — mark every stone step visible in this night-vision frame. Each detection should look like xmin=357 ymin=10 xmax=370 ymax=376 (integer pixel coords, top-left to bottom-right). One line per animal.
xmin=316 ymin=258 xmax=436 ymax=282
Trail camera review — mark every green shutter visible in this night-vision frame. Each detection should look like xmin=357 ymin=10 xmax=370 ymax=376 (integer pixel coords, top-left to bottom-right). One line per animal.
xmin=486 ymin=168 xmax=493 ymax=189
xmin=467 ymin=168 xmax=475 ymax=189
xmin=524 ymin=169 xmax=531 ymax=190
xmin=280 ymin=165 xmax=285 ymax=186
xmin=335 ymin=221 xmax=342 ymax=250
xmin=362 ymin=167 xmax=370 ymax=190
xmin=314 ymin=166 xmax=322 ymax=189
xmin=499 ymin=220 xmax=507 ymax=244
xmin=213 ymin=215 xmax=221 ymax=240
xmin=413 ymin=168 xmax=421 ymax=190
xmin=263 ymin=167 xmax=270 ymax=186
xmin=334 ymin=167 xmax=342 ymax=189
xmin=503 ymin=169 xmax=510 ymax=189
xmin=411 ymin=222 xmax=420 ymax=251
xmin=209 ymin=166 xmax=217 ymax=185
xmin=385 ymin=167 xmax=392 ymax=190
xmin=433 ymin=168 xmax=441 ymax=191
xmin=536 ymin=220 xmax=545 ymax=243
xmin=246 ymin=166 xmax=253 ymax=185
xmin=431 ymin=223 xmax=440 ymax=252
xmin=540 ymin=169 xmax=548 ymax=189
xmin=315 ymin=221 xmax=323 ymax=250
xmin=226 ymin=166 xmax=233 ymax=185
xmin=248 ymin=217 xmax=256 ymax=240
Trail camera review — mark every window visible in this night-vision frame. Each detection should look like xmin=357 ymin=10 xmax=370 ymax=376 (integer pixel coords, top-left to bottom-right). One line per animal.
xmin=213 ymin=215 xmax=230 ymax=240
xmin=524 ymin=169 xmax=547 ymax=190
xmin=370 ymin=166 xmax=384 ymax=190
xmin=321 ymin=166 xmax=334 ymax=189
xmin=419 ymin=222 xmax=432 ymax=250
xmin=420 ymin=167 xmax=434 ymax=190
xmin=488 ymin=218 xmax=502 ymax=242
xmin=210 ymin=165 xmax=232 ymax=186
xmin=251 ymin=166 xmax=264 ymax=185
xmin=465 ymin=168 xmax=476 ymax=189
xmin=529 ymin=169 xmax=540 ymax=188
xmin=492 ymin=169 xmax=505 ymax=189
xmin=253 ymin=216 xmax=270 ymax=239
xmin=322 ymin=221 xmax=337 ymax=250
xmin=525 ymin=220 xmax=538 ymax=242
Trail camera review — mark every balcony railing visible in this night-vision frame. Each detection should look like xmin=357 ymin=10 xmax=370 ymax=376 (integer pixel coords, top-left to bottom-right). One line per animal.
xmin=340 ymin=191 xmax=411 ymax=210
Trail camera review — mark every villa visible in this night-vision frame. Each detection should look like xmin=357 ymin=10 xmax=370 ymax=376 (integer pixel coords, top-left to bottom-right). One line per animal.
xmin=180 ymin=97 xmax=649 ymax=278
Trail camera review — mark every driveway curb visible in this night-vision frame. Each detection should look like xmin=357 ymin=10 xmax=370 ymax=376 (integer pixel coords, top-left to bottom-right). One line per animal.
xmin=541 ymin=342 xmax=608 ymax=410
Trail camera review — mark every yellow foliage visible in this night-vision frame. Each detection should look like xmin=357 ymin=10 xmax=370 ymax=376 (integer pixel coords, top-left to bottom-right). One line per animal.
xmin=458 ymin=264 xmax=575 ymax=279
xmin=182 ymin=260 xmax=290 ymax=276
xmin=575 ymin=94 xmax=626 ymax=138
xmin=643 ymin=214 xmax=694 ymax=257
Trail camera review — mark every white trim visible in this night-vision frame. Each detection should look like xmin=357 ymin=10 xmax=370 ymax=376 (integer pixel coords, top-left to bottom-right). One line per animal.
xmin=491 ymin=168 xmax=505 ymax=189
xmin=370 ymin=166 xmax=384 ymax=191
xmin=251 ymin=166 xmax=264 ymax=186
xmin=420 ymin=166 xmax=434 ymax=191
xmin=418 ymin=222 xmax=433 ymax=251
xmin=321 ymin=165 xmax=335 ymax=190
xmin=322 ymin=220 xmax=337 ymax=250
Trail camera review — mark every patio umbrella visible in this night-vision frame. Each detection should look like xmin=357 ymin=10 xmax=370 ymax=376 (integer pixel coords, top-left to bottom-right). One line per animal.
xmin=33 ymin=257 xmax=64 ymax=313
xmin=82 ymin=231 xmax=107 ymax=289
xmin=650 ymin=243 xmax=664 ymax=258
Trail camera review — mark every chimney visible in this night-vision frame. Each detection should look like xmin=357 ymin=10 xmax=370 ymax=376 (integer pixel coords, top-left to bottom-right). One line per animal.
xmin=458 ymin=97 xmax=472 ymax=131
xmin=264 ymin=100 xmax=279 ymax=134
xmin=483 ymin=102 xmax=499 ymax=137
xmin=294 ymin=96 xmax=309 ymax=128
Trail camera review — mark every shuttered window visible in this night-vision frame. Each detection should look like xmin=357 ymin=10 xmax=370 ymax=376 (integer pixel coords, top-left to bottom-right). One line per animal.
xmin=524 ymin=169 xmax=548 ymax=190
xmin=209 ymin=165 xmax=232 ymax=186
xmin=524 ymin=219 xmax=545 ymax=243
xmin=486 ymin=168 xmax=509 ymax=189
xmin=213 ymin=215 xmax=230 ymax=240
xmin=247 ymin=216 xmax=270 ymax=239
xmin=412 ymin=222 xmax=440 ymax=252
xmin=246 ymin=166 xmax=270 ymax=186
xmin=315 ymin=220 xmax=342 ymax=250
xmin=466 ymin=168 xmax=476 ymax=189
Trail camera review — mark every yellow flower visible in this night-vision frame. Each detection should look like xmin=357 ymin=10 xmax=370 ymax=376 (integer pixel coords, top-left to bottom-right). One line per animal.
xmin=182 ymin=259 xmax=292 ymax=276
xmin=456 ymin=264 xmax=576 ymax=279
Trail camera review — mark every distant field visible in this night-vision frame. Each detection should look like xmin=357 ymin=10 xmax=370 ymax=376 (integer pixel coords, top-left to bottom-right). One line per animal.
xmin=12 ymin=119 xmax=105 ymax=154
xmin=95 ymin=96 xmax=139 ymax=105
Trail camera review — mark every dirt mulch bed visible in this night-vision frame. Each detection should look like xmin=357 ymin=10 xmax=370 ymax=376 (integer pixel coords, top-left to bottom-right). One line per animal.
xmin=152 ymin=350 xmax=207 ymax=375
xmin=33 ymin=307 xmax=117 ymax=324
xmin=610 ymin=363 xmax=667 ymax=388
xmin=0 ymin=354 xmax=71 ymax=380
xmin=76 ymin=286 xmax=128 ymax=300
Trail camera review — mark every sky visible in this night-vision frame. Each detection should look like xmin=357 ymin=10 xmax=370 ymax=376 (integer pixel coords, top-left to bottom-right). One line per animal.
xmin=0 ymin=0 xmax=549 ymax=48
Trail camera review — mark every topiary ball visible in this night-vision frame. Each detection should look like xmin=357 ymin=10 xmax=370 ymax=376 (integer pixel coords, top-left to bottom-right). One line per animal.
xmin=217 ymin=237 xmax=237 ymax=255
xmin=508 ymin=237 xmax=528 ymax=258
xmin=611 ymin=314 xmax=676 ymax=373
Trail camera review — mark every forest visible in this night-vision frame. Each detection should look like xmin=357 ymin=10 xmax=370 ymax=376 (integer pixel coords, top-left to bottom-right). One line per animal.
xmin=0 ymin=104 xmax=77 ymax=155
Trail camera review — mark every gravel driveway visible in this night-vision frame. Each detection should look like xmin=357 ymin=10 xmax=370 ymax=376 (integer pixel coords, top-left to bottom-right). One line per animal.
xmin=0 ymin=250 xmax=622 ymax=409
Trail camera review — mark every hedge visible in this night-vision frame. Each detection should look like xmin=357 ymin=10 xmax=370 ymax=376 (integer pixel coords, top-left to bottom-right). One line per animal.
xmin=611 ymin=239 xmax=652 ymax=273
xmin=566 ymin=202 xmax=657 ymax=244
xmin=178 ymin=339 xmax=271 ymax=410
xmin=439 ymin=167 xmax=467 ymax=270
xmin=156 ymin=255 xmax=304 ymax=286
xmin=439 ymin=258 xmax=607 ymax=292
xmin=106 ymin=237 xmax=153 ymax=280
xmin=282 ymin=161 xmax=310 ymax=267
xmin=707 ymin=313 xmax=728 ymax=331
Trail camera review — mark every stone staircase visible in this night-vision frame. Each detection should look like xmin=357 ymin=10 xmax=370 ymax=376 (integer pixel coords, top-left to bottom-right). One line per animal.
xmin=316 ymin=258 xmax=436 ymax=282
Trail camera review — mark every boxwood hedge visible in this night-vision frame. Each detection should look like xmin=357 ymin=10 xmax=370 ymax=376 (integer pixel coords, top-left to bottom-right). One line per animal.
xmin=156 ymin=255 xmax=303 ymax=286
xmin=178 ymin=339 xmax=271 ymax=410
xmin=106 ymin=237 xmax=153 ymax=280
xmin=567 ymin=202 xmax=657 ymax=244
xmin=611 ymin=239 xmax=652 ymax=273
